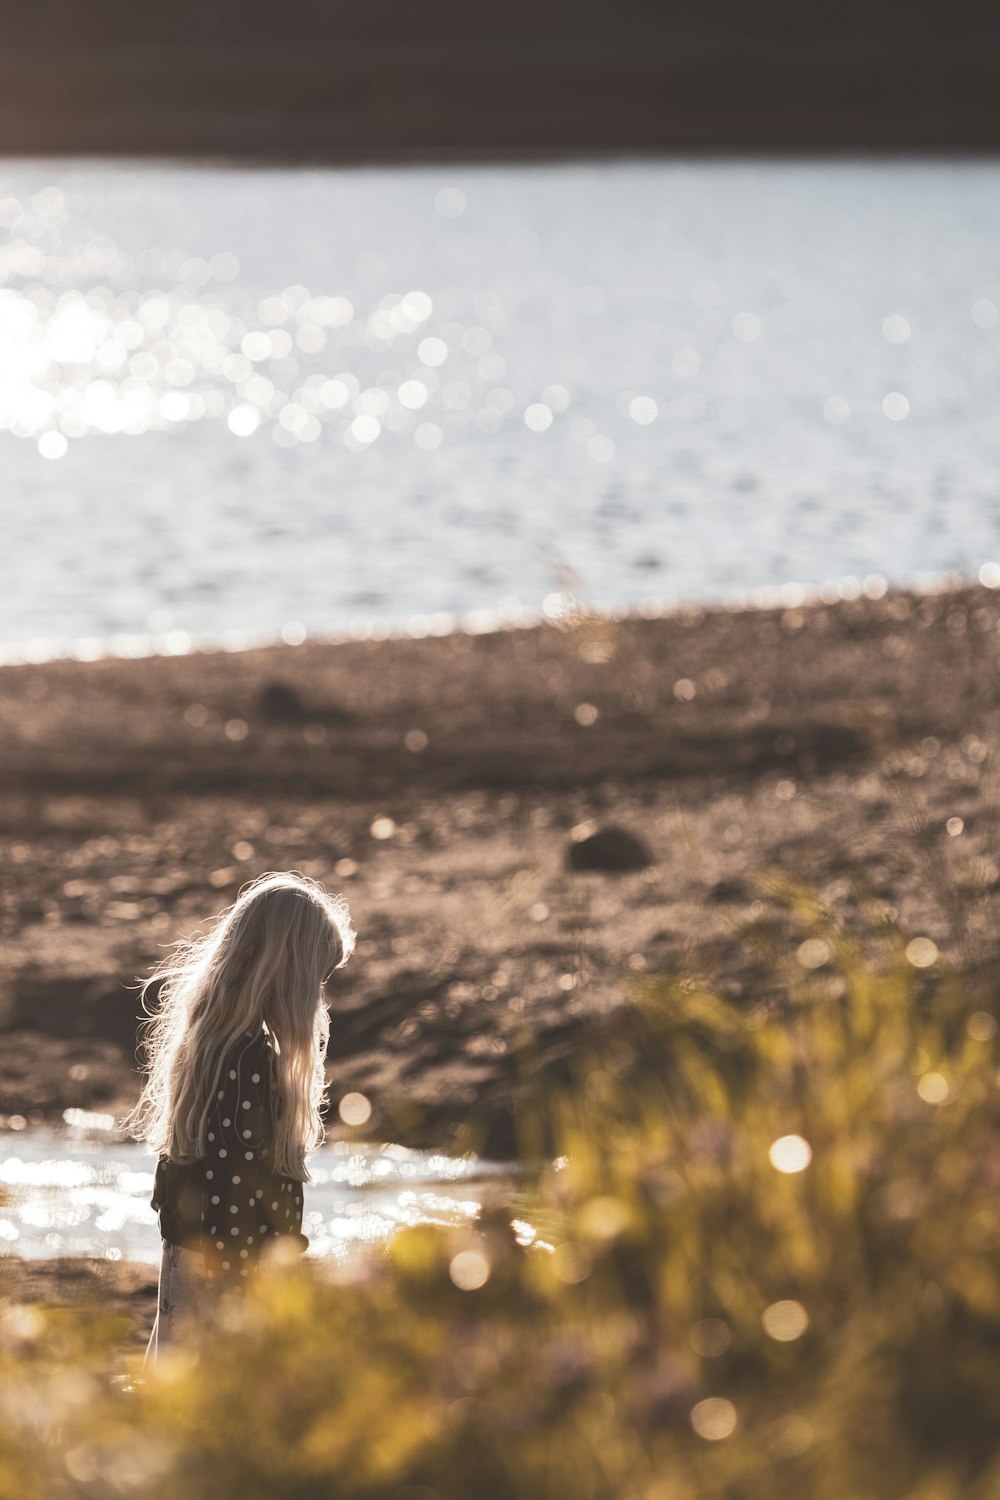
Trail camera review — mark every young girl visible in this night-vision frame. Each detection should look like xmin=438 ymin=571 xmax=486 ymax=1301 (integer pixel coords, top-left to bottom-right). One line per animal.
xmin=122 ymin=871 xmax=355 ymax=1363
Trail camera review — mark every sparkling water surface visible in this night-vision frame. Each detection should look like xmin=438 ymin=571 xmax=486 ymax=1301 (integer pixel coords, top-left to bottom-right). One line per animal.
xmin=1 ymin=156 xmax=999 ymax=654
xmin=0 ymin=1115 xmax=513 ymax=1265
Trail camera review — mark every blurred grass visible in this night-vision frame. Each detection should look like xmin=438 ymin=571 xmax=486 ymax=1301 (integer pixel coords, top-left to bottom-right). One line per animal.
xmin=1 ymin=886 xmax=998 ymax=1499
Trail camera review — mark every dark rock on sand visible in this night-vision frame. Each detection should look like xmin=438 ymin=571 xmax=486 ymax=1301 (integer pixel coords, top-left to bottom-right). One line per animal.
xmin=255 ymin=679 xmax=355 ymax=728
xmin=256 ymin=680 xmax=309 ymax=723
xmin=708 ymin=878 xmax=752 ymax=903
xmin=566 ymin=824 xmax=653 ymax=872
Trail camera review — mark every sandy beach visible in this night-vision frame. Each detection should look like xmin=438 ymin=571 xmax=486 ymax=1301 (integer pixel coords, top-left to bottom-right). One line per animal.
xmin=1 ymin=579 xmax=998 ymax=1341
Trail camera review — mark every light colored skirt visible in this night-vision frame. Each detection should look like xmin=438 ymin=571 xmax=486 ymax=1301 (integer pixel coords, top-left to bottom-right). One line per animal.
xmin=143 ymin=1239 xmax=209 ymax=1366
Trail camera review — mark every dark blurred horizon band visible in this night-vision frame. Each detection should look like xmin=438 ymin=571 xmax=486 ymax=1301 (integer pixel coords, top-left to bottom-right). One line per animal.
xmin=4 ymin=0 xmax=1000 ymax=158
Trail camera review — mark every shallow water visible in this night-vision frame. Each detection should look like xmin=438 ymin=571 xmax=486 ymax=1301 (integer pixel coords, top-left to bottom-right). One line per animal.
xmin=1 ymin=156 xmax=999 ymax=659
xmin=0 ymin=1113 xmax=512 ymax=1265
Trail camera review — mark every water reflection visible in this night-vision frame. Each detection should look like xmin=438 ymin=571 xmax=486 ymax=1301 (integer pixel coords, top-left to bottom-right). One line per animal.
xmin=0 ymin=1122 xmax=511 ymax=1265
xmin=0 ymin=189 xmax=453 ymax=455
xmin=2 ymin=159 xmax=1000 ymax=648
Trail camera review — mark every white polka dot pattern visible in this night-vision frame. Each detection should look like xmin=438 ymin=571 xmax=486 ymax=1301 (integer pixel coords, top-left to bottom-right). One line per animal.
xmin=151 ymin=1029 xmax=308 ymax=1293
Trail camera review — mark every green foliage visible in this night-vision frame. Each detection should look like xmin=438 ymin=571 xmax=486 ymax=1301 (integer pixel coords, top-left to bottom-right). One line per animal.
xmin=1 ymin=892 xmax=998 ymax=1499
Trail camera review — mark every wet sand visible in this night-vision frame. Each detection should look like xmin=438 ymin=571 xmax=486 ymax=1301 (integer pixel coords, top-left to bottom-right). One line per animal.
xmin=0 ymin=1256 xmax=158 ymax=1352
xmin=1 ymin=580 xmax=997 ymax=1152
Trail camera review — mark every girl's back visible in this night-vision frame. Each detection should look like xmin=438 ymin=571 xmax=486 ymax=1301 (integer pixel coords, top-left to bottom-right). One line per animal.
xmin=151 ymin=1026 xmax=305 ymax=1282
xmin=120 ymin=871 xmax=355 ymax=1360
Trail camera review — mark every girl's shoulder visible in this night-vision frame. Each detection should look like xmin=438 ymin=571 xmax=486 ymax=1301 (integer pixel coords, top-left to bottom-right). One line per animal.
xmin=221 ymin=1026 xmax=275 ymax=1086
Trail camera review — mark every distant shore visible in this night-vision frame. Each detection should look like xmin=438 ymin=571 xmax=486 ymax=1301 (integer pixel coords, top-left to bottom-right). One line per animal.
xmin=1 ymin=580 xmax=997 ymax=1159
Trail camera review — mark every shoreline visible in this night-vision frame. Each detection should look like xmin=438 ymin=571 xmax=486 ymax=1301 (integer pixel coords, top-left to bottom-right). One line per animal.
xmin=0 ymin=562 xmax=994 ymax=670
xmin=1 ymin=579 xmax=998 ymax=1157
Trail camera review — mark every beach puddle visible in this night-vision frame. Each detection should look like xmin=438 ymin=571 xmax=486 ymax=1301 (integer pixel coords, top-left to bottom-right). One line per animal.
xmin=0 ymin=1110 xmax=514 ymax=1266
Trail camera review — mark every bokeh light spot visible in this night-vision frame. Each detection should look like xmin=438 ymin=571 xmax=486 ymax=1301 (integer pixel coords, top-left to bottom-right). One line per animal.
xmin=542 ymin=384 xmax=571 ymax=411
xmin=672 ymin=348 xmax=701 ymax=378
xmin=434 ymin=188 xmax=467 ymax=220
xmin=690 ymin=1397 xmax=737 ymax=1441
xmin=917 ymin=1072 xmax=949 ymax=1104
xmin=769 ymin=1135 xmax=811 ymax=1173
xmin=227 ymin=405 xmax=259 ymax=437
xmin=524 ymin=403 xmax=553 ymax=432
xmin=418 ymin=337 xmax=448 ymax=368
xmin=38 ymin=431 xmax=67 ymax=460
xmin=971 ymin=298 xmax=998 ymax=329
xmin=628 ymin=395 xmax=658 ymax=424
xmin=762 ymin=1300 xmax=809 ymax=1341
xmin=882 ymin=314 xmax=911 ymax=344
xmin=689 ymin=1318 xmax=731 ymax=1357
xmin=398 ymin=380 xmax=428 ymax=410
xmin=551 ymin=1242 xmax=592 ymax=1284
xmin=351 ymin=414 xmax=381 ymax=444
xmin=732 ymin=312 xmax=761 ymax=342
xmin=578 ymin=1195 xmax=629 ymax=1242
xmin=449 ymin=1248 xmax=490 ymax=1290
xmin=905 ymin=937 xmax=938 ymax=968
xmin=338 ymin=1092 xmax=372 ymax=1126
xmin=796 ymin=938 xmax=831 ymax=970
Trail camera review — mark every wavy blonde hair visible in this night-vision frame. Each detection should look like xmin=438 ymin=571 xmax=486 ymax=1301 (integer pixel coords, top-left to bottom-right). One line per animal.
xmin=121 ymin=871 xmax=355 ymax=1180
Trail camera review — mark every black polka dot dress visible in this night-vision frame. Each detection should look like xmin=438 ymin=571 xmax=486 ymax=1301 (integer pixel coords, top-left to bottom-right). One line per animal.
xmin=151 ymin=1029 xmax=307 ymax=1287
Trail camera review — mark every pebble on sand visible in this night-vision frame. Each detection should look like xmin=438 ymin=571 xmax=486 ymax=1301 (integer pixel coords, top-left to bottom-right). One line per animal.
xmin=566 ymin=824 xmax=653 ymax=873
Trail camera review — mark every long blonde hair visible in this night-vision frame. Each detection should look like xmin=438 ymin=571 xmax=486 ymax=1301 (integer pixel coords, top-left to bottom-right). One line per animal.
xmin=121 ymin=871 xmax=355 ymax=1179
